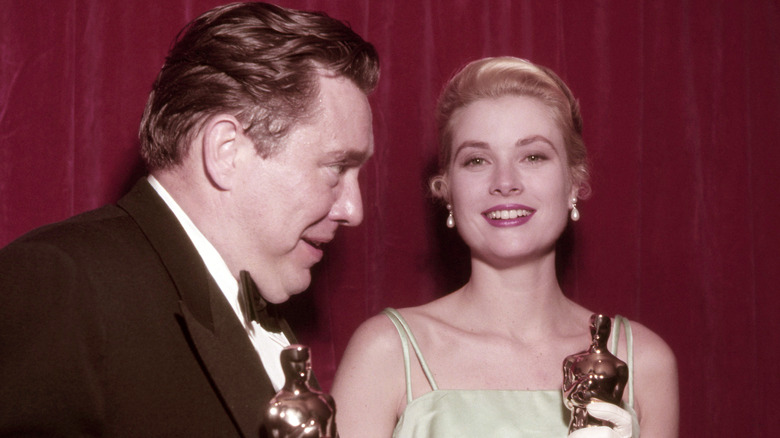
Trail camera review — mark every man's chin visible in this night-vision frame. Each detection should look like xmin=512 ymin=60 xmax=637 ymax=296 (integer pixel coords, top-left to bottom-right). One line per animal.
xmin=263 ymin=274 xmax=312 ymax=304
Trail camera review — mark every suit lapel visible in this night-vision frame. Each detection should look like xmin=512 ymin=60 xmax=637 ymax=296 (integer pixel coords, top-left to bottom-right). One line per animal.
xmin=179 ymin=279 xmax=277 ymax=438
xmin=117 ymin=178 xmax=277 ymax=438
xmin=117 ymin=179 xmax=214 ymax=329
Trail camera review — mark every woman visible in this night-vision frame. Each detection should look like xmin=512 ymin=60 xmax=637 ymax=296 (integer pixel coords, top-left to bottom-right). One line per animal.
xmin=332 ymin=57 xmax=678 ymax=437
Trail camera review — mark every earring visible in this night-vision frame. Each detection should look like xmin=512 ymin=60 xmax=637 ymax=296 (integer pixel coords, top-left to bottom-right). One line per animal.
xmin=446 ymin=204 xmax=455 ymax=228
xmin=570 ymin=197 xmax=580 ymax=222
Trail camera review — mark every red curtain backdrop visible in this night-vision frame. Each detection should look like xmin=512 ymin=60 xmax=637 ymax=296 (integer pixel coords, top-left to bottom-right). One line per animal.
xmin=2 ymin=1 xmax=778 ymax=436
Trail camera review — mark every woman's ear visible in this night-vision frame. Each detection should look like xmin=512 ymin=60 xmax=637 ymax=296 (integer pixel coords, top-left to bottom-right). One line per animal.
xmin=569 ymin=183 xmax=581 ymax=205
xmin=569 ymin=164 xmax=591 ymax=200
xmin=201 ymin=114 xmax=244 ymax=190
xmin=430 ymin=174 xmax=451 ymax=203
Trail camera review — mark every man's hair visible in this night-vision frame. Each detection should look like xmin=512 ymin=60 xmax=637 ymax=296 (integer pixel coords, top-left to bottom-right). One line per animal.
xmin=431 ymin=56 xmax=590 ymax=201
xmin=139 ymin=2 xmax=379 ymax=170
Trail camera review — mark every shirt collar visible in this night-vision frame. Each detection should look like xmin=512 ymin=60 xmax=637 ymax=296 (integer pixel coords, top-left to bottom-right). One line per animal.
xmin=146 ymin=175 xmax=245 ymax=325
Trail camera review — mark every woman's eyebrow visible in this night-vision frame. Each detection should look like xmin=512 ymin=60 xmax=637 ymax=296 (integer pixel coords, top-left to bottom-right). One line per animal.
xmin=452 ymin=140 xmax=489 ymax=158
xmin=517 ymin=135 xmax=554 ymax=147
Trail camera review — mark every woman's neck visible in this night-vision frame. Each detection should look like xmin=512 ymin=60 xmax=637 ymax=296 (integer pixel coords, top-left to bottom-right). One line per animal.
xmin=451 ymin=252 xmax=585 ymax=339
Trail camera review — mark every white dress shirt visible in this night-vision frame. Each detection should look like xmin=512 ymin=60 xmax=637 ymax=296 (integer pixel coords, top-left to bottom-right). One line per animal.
xmin=147 ymin=175 xmax=290 ymax=390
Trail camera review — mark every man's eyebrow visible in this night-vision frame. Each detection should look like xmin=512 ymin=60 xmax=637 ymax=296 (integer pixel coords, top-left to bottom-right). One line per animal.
xmin=328 ymin=148 xmax=373 ymax=165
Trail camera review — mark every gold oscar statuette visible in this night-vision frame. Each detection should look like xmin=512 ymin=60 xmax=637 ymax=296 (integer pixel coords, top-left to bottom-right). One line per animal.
xmin=263 ymin=345 xmax=338 ymax=438
xmin=562 ymin=314 xmax=628 ymax=433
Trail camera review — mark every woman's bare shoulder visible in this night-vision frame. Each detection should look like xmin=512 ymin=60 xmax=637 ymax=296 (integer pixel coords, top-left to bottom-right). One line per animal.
xmin=331 ymin=310 xmax=410 ymax=438
xmin=339 ymin=310 xmax=406 ymax=358
xmin=624 ymin=319 xmax=680 ymax=437
xmin=626 ymin=320 xmax=677 ymax=372
xmin=337 ymin=303 xmax=445 ymax=367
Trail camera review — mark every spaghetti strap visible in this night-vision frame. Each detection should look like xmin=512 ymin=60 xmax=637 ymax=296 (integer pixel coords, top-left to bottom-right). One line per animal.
xmin=610 ymin=315 xmax=635 ymax=408
xmin=383 ymin=308 xmax=439 ymax=403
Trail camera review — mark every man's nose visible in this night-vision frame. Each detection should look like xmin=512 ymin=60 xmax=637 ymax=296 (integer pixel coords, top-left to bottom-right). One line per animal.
xmin=329 ymin=175 xmax=364 ymax=226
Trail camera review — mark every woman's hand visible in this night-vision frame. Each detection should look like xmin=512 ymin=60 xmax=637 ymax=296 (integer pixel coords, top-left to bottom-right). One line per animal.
xmin=568 ymin=402 xmax=632 ymax=438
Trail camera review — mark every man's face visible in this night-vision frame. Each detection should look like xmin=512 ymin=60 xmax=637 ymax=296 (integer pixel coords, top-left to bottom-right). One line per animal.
xmin=224 ymin=74 xmax=373 ymax=303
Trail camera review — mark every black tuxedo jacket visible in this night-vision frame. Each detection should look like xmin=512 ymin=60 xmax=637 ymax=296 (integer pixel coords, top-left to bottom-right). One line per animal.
xmin=0 ymin=179 xmax=296 ymax=437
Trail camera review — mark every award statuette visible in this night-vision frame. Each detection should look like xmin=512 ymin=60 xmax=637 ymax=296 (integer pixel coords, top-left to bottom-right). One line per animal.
xmin=562 ymin=314 xmax=628 ymax=433
xmin=263 ymin=345 xmax=338 ymax=438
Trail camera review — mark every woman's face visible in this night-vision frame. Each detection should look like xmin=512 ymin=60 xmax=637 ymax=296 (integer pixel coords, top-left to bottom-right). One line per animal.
xmin=445 ymin=95 xmax=576 ymax=267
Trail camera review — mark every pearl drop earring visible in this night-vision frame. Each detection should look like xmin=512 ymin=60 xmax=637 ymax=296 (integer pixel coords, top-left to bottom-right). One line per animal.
xmin=446 ymin=204 xmax=455 ymax=228
xmin=570 ymin=197 xmax=580 ymax=222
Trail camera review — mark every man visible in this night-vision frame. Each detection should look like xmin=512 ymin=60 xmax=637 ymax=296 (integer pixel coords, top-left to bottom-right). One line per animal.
xmin=0 ymin=3 xmax=379 ymax=437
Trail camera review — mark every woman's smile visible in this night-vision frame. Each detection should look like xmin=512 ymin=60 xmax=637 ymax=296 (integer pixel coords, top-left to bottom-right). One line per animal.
xmin=482 ymin=204 xmax=535 ymax=227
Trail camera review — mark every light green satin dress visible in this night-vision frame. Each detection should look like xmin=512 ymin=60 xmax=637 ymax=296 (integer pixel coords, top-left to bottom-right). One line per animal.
xmin=383 ymin=308 xmax=639 ymax=437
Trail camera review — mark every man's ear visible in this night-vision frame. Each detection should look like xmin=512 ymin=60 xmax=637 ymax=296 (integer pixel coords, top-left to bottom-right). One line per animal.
xmin=201 ymin=114 xmax=245 ymax=190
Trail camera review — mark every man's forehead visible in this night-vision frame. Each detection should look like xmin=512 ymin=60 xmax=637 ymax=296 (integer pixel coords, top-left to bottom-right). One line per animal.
xmin=323 ymin=138 xmax=373 ymax=164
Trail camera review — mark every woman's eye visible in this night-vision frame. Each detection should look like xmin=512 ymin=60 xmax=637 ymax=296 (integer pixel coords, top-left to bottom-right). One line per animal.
xmin=526 ymin=154 xmax=546 ymax=163
xmin=464 ymin=157 xmax=486 ymax=167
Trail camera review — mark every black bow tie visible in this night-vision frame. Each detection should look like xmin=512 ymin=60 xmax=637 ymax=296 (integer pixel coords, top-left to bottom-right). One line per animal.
xmin=238 ymin=270 xmax=283 ymax=334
